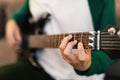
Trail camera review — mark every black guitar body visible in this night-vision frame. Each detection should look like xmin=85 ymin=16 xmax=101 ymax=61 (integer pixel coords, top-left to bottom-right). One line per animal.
xmin=18 ymin=13 xmax=51 ymax=61
xmin=103 ymin=50 xmax=120 ymax=59
xmin=104 ymin=59 xmax=120 ymax=80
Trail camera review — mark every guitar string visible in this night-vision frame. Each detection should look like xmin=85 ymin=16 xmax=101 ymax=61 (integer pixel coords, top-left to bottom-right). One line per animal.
xmin=34 ymin=32 xmax=120 ymax=49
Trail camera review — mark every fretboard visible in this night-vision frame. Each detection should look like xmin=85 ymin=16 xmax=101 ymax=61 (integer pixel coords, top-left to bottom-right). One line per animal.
xmin=27 ymin=31 xmax=120 ymax=51
xmin=28 ymin=32 xmax=90 ymax=49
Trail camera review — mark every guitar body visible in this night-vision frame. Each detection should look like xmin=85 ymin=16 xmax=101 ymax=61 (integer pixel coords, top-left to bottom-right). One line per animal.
xmin=104 ymin=50 xmax=120 ymax=59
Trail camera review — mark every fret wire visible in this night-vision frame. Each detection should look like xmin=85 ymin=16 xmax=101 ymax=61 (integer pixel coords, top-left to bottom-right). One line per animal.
xmin=56 ymin=35 xmax=58 ymax=48
xmin=57 ymin=35 xmax=59 ymax=47
xmin=45 ymin=35 xmax=47 ymax=47
xmin=63 ymin=33 xmax=65 ymax=40
xmin=60 ymin=34 xmax=63 ymax=46
xmin=55 ymin=35 xmax=57 ymax=48
xmin=80 ymin=32 xmax=83 ymax=42
xmin=58 ymin=34 xmax=60 ymax=47
xmin=56 ymin=35 xmax=58 ymax=47
xmin=51 ymin=35 xmax=53 ymax=47
xmin=59 ymin=34 xmax=61 ymax=47
xmin=49 ymin=35 xmax=51 ymax=47
xmin=42 ymin=35 xmax=44 ymax=47
xmin=54 ymin=35 xmax=56 ymax=48
xmin=53 ymin=35 xmax=55 ymax=48
xmin=54 ymin=35 xmax=56 ymax=47
xmin=50 ymin=35 xmax=51 ymax=47
xmin=48 ymin=35 xmax=49 ymax=47
xmin=74 ymin=33 xmax=76 ymax=41
xmin=54 ymin=35 xmax=55 ymax=48
xmin=44 ymin=36 xmax=46 ymax=47
xmin=47 ymin=36 xmax=50 ymax=47
xmin=52 ymin=35 xmax=53 ymax=47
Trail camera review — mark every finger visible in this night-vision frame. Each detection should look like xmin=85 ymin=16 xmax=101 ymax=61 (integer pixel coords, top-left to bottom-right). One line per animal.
xmin=85 ymin=48 xmax=91 ymax=55
xmin=77 ymin=42 xmax=86 ymax=61
xmin=64 ymin=40 xmax=77 ymax=63
xmin=15 ymin=29 xmax=21 ymax=41
xmin=59 ymin=35 xmax=72 ymax=52
xmin=62 ymin=55 xmax=72 ymax=64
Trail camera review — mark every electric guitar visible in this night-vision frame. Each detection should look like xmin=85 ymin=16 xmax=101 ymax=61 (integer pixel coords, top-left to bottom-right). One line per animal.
xmin=26 ymin=26 xmax=120 ymax=50
xmin=21 ymin=26 xmax=120 ymax=59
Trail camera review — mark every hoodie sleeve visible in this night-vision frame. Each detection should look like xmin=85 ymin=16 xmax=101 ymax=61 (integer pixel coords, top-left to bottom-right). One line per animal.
xmin=75 ymin=50 xmax=116 ymax=76
xmin=11 ymin=0 xmax=31 ymax=27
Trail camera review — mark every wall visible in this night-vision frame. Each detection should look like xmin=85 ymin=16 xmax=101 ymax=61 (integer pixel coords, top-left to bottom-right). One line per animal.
xmin=0 ymin=0 xmax=25 ymax=66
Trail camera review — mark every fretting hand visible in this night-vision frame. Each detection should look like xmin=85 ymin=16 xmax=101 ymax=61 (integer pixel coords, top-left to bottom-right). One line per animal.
xmin=59 ymin=35 xmax=92 ymax=71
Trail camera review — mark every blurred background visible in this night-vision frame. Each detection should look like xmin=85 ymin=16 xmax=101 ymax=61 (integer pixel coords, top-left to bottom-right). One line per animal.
xmin=0 ymin=0 xmax=24 ymax=66
xmin=0 ymin=0 xmax=120 ymax=67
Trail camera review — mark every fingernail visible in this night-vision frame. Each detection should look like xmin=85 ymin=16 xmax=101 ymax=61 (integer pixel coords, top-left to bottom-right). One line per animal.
xmin=69 ymin=34 xmax=72 ymax=38
xmin=74 ymin=40 xmax=77 ymax=43
xmin=78 ymin=42 xmax=82 ymax=46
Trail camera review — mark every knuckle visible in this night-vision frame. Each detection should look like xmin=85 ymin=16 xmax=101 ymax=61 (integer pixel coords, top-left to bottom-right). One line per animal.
xmin=67 ymin=41 xmax=74 ymax=46
xmin=72 ymin=61 xmax=78 ymax=65
xmin=63 ymin=37 xmax=68 ymax=42
xmin=63 ymin=35 xmax=71 ymax=42
xmin=59 ymin=45 xmax=64 ymax=50
xmin=63 ymin=50 xmax=69 ymax=56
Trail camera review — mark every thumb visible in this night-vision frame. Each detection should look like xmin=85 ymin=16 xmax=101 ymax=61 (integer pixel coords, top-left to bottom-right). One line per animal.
xmin=77 ymin=42 xmax=86 ymax=61
xmin=15 ymin=29 xmax=22 ymax=47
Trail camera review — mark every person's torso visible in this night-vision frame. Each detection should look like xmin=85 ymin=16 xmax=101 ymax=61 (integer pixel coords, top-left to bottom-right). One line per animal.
xmin=29 ymin=0 xmax=104 ymax=79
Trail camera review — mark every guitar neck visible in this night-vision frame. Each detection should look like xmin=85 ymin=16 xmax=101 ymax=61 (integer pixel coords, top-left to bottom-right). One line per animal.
xmin=28 ymin=32 xmax=90 ymax=49
xmin=26 ymin=31 xmax=120 ymax=51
